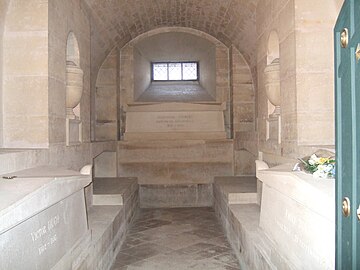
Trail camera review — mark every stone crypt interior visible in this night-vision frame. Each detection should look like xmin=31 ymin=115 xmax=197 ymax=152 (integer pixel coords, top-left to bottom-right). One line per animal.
xmin=0 ymin=0 xmax=343 ymax=269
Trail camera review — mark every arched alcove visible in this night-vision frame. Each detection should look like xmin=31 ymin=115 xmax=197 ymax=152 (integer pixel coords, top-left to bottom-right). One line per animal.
xmin=65 ymin=31 xmax=83 ymax=145
xmin=66 ymin=31 xmax=82 ymax=119
xmin=267 ymin=31 xmax=280 ymax=65
xmin=264 ymin=30 xmax=281 ymax=144
xmin=132 ymin=31 xmax=217 ymax=102
xmin=66 ymin=32 xmax=80 ymax=66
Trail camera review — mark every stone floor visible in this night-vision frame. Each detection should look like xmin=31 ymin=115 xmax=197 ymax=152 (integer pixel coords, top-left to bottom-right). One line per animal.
xmin=111 ymin=207 xmax=240 ymax=270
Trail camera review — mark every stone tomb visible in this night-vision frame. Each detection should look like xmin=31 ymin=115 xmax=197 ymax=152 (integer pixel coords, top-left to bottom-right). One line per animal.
xmin=257 ymin=164 xmax=335 ymax=270
xmin=124 ymin=102 xmax=227 ymax=140
xmin=0 ymin=167 xmax=91 ymax=270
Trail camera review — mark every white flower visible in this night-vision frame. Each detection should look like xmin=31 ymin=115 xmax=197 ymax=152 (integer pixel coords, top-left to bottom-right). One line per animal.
xmin=308 ymin=159 xmax=315 ymax=165
xmin=309 ymin=154 xmax=320 ymax=164
xmin=323 ymin=164 xmax=333 ymax=173
xmin=313 ymin=167 xmax=328 ymax=178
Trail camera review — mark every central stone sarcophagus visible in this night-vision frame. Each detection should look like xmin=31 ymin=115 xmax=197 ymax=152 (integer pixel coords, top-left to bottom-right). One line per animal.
xmin=123 ymin=102 xmax=227 ymax=140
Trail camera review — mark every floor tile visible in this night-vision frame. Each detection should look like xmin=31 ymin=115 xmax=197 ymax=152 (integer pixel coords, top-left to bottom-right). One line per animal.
xmin=111 ymin=208 xmax=241 ymax=269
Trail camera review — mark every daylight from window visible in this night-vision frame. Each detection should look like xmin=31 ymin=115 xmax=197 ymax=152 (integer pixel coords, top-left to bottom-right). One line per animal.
xmin=152 ymin=62 xmax=198 ymax=81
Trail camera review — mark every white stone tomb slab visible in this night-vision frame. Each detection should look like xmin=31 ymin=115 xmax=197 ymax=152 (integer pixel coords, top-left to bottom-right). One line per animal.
xmin=0 ymin=167 xmax=91 ymax=270
xmin=124 ymin=102 xmax=227 ymax=140
xmin=258 ymin=164 xmax=335 ymax=270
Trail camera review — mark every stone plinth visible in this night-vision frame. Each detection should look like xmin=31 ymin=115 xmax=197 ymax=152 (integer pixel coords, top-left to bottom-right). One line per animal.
xmin=118 ymin=139 xmax=233 ymax=185
xmin=257 ymin=164 xmax=335 ymax=270
xmin=0 ymin=167 xmax=91 ymax=270
xmin=266 ymin=115 xmax=281 ymax=144
xmin=66 ymin=118 xmax=82 ymax=146
xmin=140 ymin=183 xmax=213 ymax=208
xmin=124 ymin=102 xmax=227 ymax=140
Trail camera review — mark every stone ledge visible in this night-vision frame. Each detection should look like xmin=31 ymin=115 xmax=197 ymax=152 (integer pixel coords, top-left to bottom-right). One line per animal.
xmin=81 ymin=178 xmax=139 ymax=270
xmin=214 ymin=176 xmax=257 ymax=204
xmin=124 ymin=131 xmax=227 ymax=141
xmin=93 ymin=177 xmax=138 ymax=206
xmin=214 ymin=179 xmax=292 ymax=270
xmin=85 ymin=206 xmax=126 ymax=270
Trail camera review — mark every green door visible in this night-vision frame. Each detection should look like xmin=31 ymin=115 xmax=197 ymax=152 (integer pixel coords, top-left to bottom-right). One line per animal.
xmin=335 ymin=0 xmax=360 ymax=268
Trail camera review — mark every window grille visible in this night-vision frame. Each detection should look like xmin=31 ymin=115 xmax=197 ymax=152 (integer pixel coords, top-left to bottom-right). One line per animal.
xmin=152 ymin=62 xmax=198 ymax=81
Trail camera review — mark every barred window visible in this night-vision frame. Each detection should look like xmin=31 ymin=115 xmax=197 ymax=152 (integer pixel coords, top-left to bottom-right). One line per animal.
xmin=152 ymin=62 xmax=198 ymax=81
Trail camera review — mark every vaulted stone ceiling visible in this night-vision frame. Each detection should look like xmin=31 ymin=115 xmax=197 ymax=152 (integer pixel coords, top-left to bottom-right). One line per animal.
xmin=84 ymin=0 xmax=258 ymax=76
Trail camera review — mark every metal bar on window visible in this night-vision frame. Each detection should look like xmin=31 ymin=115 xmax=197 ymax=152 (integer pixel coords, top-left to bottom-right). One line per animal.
xmin=151 ymin=61 xmax=199 ymax=81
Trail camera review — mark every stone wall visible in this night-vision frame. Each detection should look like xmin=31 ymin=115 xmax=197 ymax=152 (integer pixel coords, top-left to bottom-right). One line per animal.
xmin=0 ymin=0 xmax=118 ymax=174
xmin=231 ymin=46 xmax=257 ymax=175
xmin=294 ymin=0 xmax=343 ymax=147
xmin=49 ymin=0 xmax=91 ymax=145
xmin=256 ymin=0 xmax=342 ymax=164
xmin=95 ymin=48 xmax=118 ymax=141
xmin=0 ymin=0 xmax=10 ymax=147
xmin=2 ymin=0 xmax=49 ymax=148
xmin=0 ymin=0 xmax=93 ymax=149
xmin=257 ymin=0 xmax=295 ymax=164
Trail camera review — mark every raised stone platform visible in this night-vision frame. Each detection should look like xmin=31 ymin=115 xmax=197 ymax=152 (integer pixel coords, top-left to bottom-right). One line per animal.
xmin=118 ymin=139 xmax=233 ymax=208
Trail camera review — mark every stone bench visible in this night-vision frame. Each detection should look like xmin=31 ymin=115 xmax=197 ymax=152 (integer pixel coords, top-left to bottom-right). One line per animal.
xmin=93 ymin=177 xmax=138 ymax=206
xmin=214 ymin=176 xmax=290 ymax=270
xmin=83 ymin=177 xmax=139 ymax=270
xmin=214 ymin=176 xmax=257 ymax=205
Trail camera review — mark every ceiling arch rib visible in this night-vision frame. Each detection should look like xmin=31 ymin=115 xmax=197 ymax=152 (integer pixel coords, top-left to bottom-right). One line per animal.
xmin=84 ymin=0 xmax=258 ymax=75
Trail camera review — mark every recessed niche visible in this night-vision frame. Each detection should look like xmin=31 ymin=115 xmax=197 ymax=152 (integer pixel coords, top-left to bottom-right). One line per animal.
xmin=66 ymin=32 xmax=83 ymax=146
xmin=265 ymin=31 xmax=281 ymax=144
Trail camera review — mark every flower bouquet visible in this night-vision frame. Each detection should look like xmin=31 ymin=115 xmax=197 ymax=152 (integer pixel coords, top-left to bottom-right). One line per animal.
xmin=298 ymin=153 xmax=335 ymax=179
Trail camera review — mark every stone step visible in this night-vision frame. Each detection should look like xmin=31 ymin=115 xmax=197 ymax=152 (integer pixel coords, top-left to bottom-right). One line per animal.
xmin=214 ymin=176 xmax=257 ymax=204
xmin=118 ymin=140 xmax=234 ymax=186
xmin=118 ymin=139 xmax=234 ymax=164
xmin=92 ymin=177 xmax=138 ymax=206
xmin=83 ymin=205 xmax=126 ymax=270
xmin=140 ymin=183 xmax=213 ymax=208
